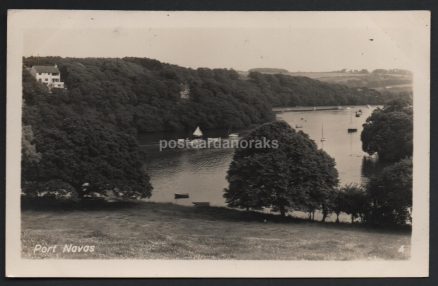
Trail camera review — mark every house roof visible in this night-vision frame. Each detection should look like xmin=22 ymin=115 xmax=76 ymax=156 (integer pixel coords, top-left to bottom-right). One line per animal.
xmin=32 ymin=65 xmax=60 ymax=74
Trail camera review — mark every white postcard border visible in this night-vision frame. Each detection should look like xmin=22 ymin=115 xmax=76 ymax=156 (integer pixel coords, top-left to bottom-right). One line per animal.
xmin=6 ymin=10 xmax=430 ymax=277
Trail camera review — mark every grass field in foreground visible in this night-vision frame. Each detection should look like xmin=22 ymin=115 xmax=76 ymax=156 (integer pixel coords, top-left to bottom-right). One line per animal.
xmin=21 ymin=202 xmax=411 ymax=260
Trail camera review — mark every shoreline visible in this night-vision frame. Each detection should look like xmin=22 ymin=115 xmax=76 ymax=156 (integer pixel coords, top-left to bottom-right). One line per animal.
xmin=272 ymin=104 xmax=377 ymax=113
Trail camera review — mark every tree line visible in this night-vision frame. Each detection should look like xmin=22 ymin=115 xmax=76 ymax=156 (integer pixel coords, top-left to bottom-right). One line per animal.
xmin=23 ymin=56 xmax=274 ymax=135
xmin=248 ymin=72 xmax=385 ymax=107
xmin=23 ymin=56 xmax=404 ymax=135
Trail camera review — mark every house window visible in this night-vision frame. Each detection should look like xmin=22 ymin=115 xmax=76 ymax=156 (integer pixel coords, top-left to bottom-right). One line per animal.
xmin=53 ymin=79 xmax=59 ymax=82
xmin=45 ymin=78 xmax=48 ymax=81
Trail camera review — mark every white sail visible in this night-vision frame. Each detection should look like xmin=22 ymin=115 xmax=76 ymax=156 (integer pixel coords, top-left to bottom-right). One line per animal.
xmin=193 ymin=126 xmax=203 ymax=137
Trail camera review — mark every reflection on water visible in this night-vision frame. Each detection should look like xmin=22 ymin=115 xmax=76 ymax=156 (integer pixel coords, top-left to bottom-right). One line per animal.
xmin=140 ymin=106 xmax=381 ymax=206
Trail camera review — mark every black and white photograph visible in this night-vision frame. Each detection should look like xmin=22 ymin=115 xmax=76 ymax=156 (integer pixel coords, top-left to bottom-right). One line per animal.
xmin=6 ymin=10 xmax=430 ymax=277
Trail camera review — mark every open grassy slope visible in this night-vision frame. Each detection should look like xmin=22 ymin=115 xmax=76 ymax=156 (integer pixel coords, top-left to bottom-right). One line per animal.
xmin=21 ymin=202 xmax=410 ymax=260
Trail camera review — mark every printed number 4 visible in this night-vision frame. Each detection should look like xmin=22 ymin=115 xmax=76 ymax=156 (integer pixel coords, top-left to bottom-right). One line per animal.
xmin=398 ymin=245 xmax=405 ymax=253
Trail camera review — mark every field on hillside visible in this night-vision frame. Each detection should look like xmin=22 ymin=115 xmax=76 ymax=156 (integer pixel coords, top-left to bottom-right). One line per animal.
xmin=21 ymin=202 xmax=411 ymax=260
xmin=239 ymin=70 xmax=412 ymax=90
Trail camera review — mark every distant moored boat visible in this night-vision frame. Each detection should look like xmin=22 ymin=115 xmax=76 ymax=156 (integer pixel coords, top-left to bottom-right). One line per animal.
xmin=348 ymin=108 xmax=358 ymax=132
xmin=320 ymin=123 xmax=327 ymax=142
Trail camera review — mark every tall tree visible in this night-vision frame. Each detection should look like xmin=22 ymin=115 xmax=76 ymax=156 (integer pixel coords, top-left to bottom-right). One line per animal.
xmin=361 ymin=99 xmax=413 ymax=162
xmin=224 ymin=121 xmax=338 ymax=216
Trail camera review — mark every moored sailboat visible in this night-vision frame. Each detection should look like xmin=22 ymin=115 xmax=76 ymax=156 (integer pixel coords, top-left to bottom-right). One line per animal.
xmin=320 ymin=123 xmax=327 ymax=142
xmin=347 ymin=109 xmax=358 ymax=133
xmin=187 ymin=126 xmax=204 ymax=148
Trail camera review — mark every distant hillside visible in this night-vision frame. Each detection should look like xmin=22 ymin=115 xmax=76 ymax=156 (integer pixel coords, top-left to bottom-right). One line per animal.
xmin=248 ymin=71 xmax=383 ymax=107
xmin=248 ymin=68 xmax=289 ymax=74
xmin=243 ymin=68 xmax=412 ymax=92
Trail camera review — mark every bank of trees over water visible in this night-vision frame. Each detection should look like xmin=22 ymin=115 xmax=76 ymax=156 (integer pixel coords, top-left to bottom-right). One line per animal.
xmin=22 ymin=70 xmax=153 ymax=201
xmin=248 ymin=72 xmax=383 ymax=107
xmin=23 ymin=56 xmax=274 ymax=134
xmin=225 ymin=100 xmax=413 ymax=226
xmin=23 ymin=56 xmax=396 ymax=134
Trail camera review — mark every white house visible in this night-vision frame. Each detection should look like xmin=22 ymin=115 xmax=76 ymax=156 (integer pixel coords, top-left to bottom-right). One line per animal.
xmin=30 ymin=65 xmax=65 ymax=89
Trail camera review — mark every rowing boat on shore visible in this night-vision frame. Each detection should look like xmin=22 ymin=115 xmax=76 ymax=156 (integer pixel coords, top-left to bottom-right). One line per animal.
xmin=174 ymin=193 xmax=189 ymax=199
xmin=192 ymin=202 xmax=210 ymax=207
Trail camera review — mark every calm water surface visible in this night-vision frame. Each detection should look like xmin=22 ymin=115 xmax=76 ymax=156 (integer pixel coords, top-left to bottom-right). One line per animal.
xmin=140 ymin=106 xmax=380 ymax=206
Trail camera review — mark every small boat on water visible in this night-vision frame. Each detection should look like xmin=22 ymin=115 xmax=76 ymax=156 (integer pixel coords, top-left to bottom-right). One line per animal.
xmin=347 ymin=109 xmax=358 ymax=133
xmin=228 ymin=133 xmax=239 ymax=140
xmin=174 ymin=193 xmax=189 ymax=199
xmin=192 ymin=202 xmax=210 ymax=207
xmin=355 ymin=112 xmax=361 ymax=117
xmin=295 ymin=125 xmax=303 ymax=129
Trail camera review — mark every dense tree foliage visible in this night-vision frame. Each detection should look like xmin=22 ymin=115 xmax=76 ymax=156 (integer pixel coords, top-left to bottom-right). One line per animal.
xmin=23 ymin=56 xmax=393 ymax=135
xmin=22 ymin=67 xmax=152 ymax=201
xmin=23 ymin=57 xmax=274 ymax=134
xmin=25 ymin=118 xmax=152 ymax=199
xmin=354 ymin=99 xmax=414 ymax=225
xmin=339 ymin=184 xmax=368 ymax=223
xmin=315 ymin=184 xmax=368 ymax=224
xmin=224 ymin=121 xmax=338 ymax=216
xmin=361 ymin=99 xmax=413 ymax=162
xmin=365 ymin=158 xmax=412 ymax=225
xmin=248 ymin=72 xmax=384 ymax=107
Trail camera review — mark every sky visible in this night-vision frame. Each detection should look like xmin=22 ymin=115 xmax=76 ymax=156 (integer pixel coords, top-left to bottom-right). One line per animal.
xmin=20 ymin=11 xmax=429 ymax=72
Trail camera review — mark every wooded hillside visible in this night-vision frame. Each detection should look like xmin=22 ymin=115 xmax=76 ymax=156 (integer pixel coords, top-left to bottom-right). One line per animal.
xmin=23 ymin=56 xmax=392 ymax=134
